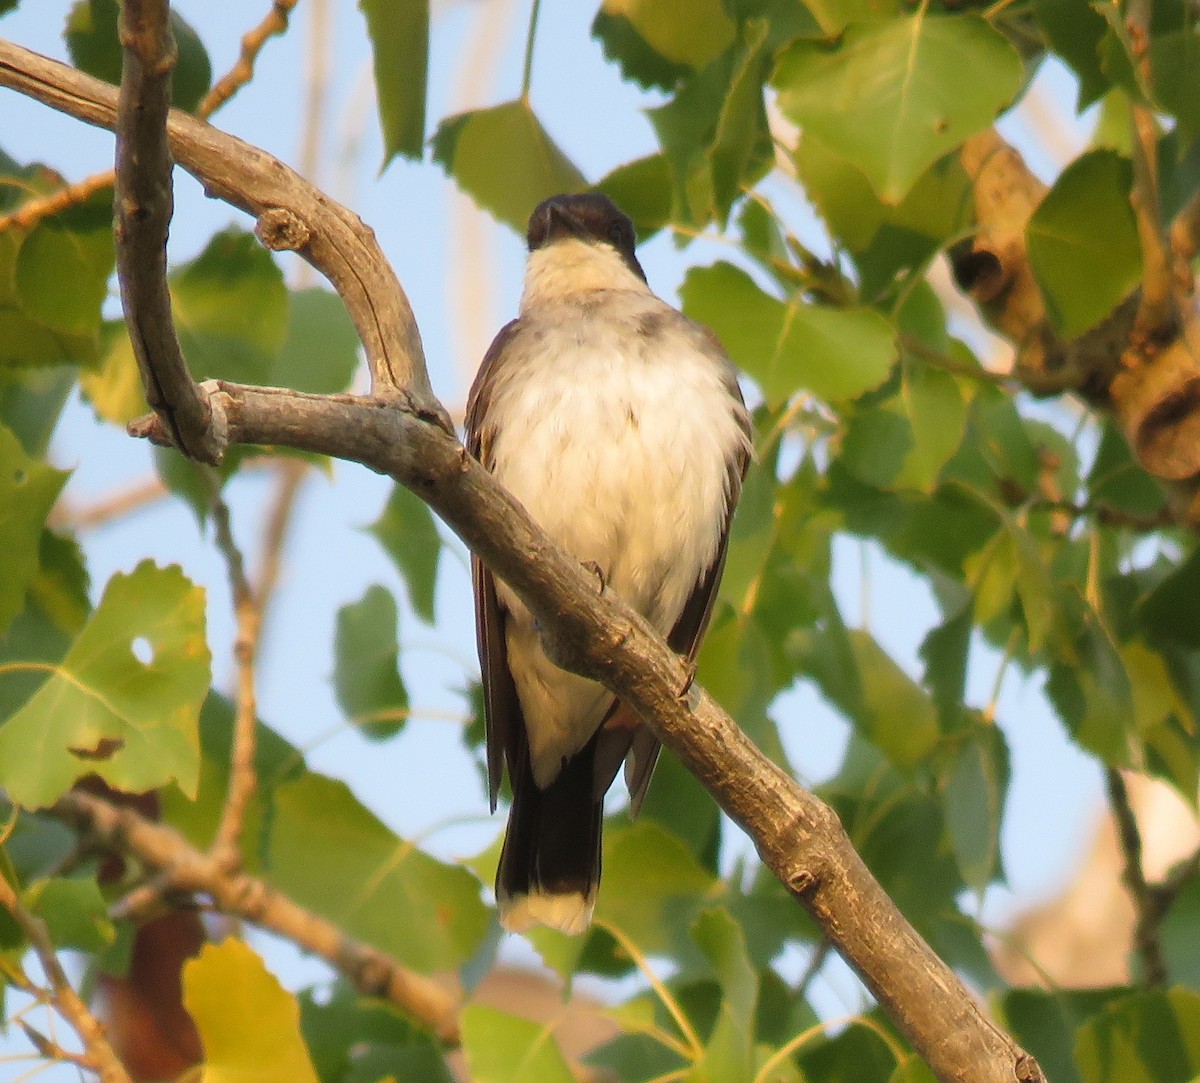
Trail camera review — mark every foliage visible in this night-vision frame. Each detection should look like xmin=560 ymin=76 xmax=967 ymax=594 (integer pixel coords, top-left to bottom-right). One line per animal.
xmin=2 ymin=0 xmax=1200 ymax=1081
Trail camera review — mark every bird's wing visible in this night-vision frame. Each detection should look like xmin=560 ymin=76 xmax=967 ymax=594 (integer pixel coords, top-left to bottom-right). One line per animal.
xmin=466 ymin=320 xmax=524 ymax=812
xmin=620 ymin=358 xmax=753 ymax=813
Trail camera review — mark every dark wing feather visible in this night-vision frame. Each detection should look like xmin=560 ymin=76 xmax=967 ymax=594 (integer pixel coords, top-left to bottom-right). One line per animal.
xmin=466 ymin=320 xmax=523 ymax=811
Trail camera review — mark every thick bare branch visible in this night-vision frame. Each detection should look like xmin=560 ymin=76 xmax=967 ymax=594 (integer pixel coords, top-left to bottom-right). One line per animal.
xmin=0 ymin=39 xmax=442 ymax=417
xmin=53 ymin=789 xmax=461 ymax=1045
xmin=115 ymin=0 xmax=216 ymax=459
xmin=0 ymin=38 xmax=1043 ymax=1083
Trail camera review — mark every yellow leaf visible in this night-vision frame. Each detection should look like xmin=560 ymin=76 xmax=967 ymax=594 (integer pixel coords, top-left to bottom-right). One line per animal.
xmin=183 ymin=938 xmax=319 ymax=1083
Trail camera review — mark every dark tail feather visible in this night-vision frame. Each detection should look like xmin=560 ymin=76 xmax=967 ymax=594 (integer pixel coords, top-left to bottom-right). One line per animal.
xmin=496 ymin=735 xmax=603 ymax=936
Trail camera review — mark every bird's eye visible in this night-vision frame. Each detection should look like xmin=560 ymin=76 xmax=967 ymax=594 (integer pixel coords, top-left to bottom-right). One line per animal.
xmin=609 ymin=220 xmax=629 ymax=248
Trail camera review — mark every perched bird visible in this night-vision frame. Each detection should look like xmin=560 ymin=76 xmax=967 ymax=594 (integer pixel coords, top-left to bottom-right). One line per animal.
xmin=466 ymin=193 xmax=751 ymax=935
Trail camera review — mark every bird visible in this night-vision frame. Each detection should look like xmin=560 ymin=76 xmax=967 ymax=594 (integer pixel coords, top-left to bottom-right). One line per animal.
xmin=465 ymin=192 xmax=751 ymax=936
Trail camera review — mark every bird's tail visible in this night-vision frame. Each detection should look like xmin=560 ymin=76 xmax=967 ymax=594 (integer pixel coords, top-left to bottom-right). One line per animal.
xmin=496 ymin=735 xmax=603 ymax=937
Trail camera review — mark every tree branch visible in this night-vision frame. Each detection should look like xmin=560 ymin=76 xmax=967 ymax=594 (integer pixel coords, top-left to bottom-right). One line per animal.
xmin=0 ymin=37 xmax=1044 ymax=1083
xmin=197 ymin=0 xmax=299 ymax=118
xmin=115 ymin=0 xmax=215 ymax=459
xmin=208 ymin=485 xmax=260 ymax=872
xmin=0 ymin=871 xmax=135 ymax=1083
xmin=956 ymin=128 xmax=1200 ymax=528
xmin=1105 ymin=768 xmax=1168 ymax=986
xmin=0 ymin=0 xmax=299 ymax=237
xmin=52 ymin=789 xmax=462 ymax=1045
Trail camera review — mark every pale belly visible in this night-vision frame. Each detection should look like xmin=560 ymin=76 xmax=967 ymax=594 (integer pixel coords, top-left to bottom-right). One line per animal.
xmin=486 ymin=317 xmax=741 ymax=786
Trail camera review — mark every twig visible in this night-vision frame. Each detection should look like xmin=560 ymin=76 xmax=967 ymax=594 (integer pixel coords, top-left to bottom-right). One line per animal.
xmin=255 ymin=457 xmax=308 ymax=610
xmin=196 ymin=0 xmax=299 ymax=118
xmin=1105 ymin=768 xmax=1168 ymax=986
xmin=0 ymin=41 xmax=1044 ymax=1083
xmin=52 ymin=789 xmax=462 ymax=1044
xmin=207 ymin=485 xmax=260 ymax=872
xmin=0 ymin=168 xmax=115 ymax=234
xmin=49 ymin=475 xmax=169 ymax=530
xmin=0 ymin=0 xmax=299 ymax=237
xmin=0 ymin=872 xmax=134 ymax=1083
xmin=899 ymin=333 xmax=1016 ymax=387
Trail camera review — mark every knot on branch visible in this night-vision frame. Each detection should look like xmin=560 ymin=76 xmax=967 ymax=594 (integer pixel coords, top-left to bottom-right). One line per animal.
xmin=1014 ymin=1052 xmax=1046 ymax=1082
xmin=256 ymin=206 xmax=311 ymax=252
xmin=786 ymin=867 xmax=820 ymax=898
xmin=1111 ymin=314 xmax=1200 ymax=483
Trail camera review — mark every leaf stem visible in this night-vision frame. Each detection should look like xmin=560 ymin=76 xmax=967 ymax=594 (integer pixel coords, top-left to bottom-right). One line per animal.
xmin=520 ymin=0 xmax=543 ymax=101
xmin=599 ymin=920 xmax=704 ymax=1060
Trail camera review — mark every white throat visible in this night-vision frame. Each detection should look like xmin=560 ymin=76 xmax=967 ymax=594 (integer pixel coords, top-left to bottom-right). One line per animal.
xmin=520 ymin=237 xmax=650 ymax=312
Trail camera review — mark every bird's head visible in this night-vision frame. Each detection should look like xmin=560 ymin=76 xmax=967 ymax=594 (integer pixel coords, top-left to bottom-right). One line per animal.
xmin=523 ymin=194 xmax=647 ymax=299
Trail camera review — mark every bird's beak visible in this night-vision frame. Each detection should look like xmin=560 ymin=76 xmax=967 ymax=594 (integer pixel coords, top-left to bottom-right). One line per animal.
xmin=543 ymin=201 xmax=585 ymax=243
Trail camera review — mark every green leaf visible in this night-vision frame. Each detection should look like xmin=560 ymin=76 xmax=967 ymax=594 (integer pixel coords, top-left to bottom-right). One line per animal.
xmin=774 ymin=15 xmax=1021 ymax=203
xmin=999 ymin=988 xmax=1128 ymax=1083
xmin=1027 ymin=150 xmax=1142 ymax=339
xmin=691 ymin=909 xmax=758 ymax=1083
xmin=1075 ymin=988 xmax=1200 ymax=1083
xmin=184 ymin=938 xmax=320 ymax=1083
xmin=271 ymin=288 xmax=360 ymax=394
xmin=300 ymin=981 xmax=453 ymax=1083
xmin=942 ymin=724 xmax=1008 ymax=891
xmin=432 ymin=101 xmax=586 ymax=232
xmin=803 ymin=0 xmax=899 ymax=36
xmin=0 ymin=561 xmax=209 ymax=808
xmin=79 ymin=320 xmax=147 ymax=425
xmin=840 ymin=360 xmax=968 ymax=493
xmin=1087 ymin=422 xmax=1166 ymax=520
xmin=0 ymin=423 xmax=68 ymax=636
xmin=265 ymin=774 xmax=489 ymax=974
xmin=1138 ymin=545 xmax=1200 ymax=648
xmin=1150 ymin=31 xmax=1200 ymax=140
xmin=919 ymin=600 xmax=972 ymax=727
xmin=1032 ymin=0 xmax=1108 ymax=109
xmin=849 ymin=630 xmax=940 ymax=768
xmin=368 ymin=483 xmax=442 ymax=623
xmin=599 ymin=0 xmax=735 ymax=70
xmin=796 ymin=137 xmax=972 ymax=298
xmin=591 ymin=10 xmax=691 ymax=91
xmin=595 ymin=821 xmax=716 ymax=952
xmin=1162 ymin=875 xmax=1200 ymax=987
xmin=23 ymin=876 xmax=113 ymax=951
xmin=708 ymin=20 xmax=772 ymax=225
xmin=65 ymin=0 xmax=212 ymax=112
xmin=334 ymin=584 xmax=409 ymax=740
xmin=680 ymin=262 xmax=896 ymax=406
xmin=15 ymin=210 xmax=113 ymax=336
xmin=1046 ymin=598 xmax=1135 ymax=766
xmin=461 ymin=1004 xmax=575 ymax=1083
xmin=171 ymin=228 xmax=289 ymax=384
xmin=596 ymin=155 xmax=674 ymax=237
xmin=0 ymin=366 xmax=76 ymax=459
xmin=359 ymin=0 xmax=429 ymax=165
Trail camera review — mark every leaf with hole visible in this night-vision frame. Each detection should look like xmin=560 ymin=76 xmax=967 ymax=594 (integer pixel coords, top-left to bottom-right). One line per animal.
xmin=0 ymin=561 xmax=209 ymax=808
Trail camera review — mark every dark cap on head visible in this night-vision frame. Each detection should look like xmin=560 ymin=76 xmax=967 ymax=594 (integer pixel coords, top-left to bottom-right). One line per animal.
xmin=526 ymin=193 xmax=645 ymax=281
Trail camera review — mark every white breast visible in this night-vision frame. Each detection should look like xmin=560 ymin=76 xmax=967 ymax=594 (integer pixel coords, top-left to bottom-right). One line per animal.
xmin=485 ymin=290 xmax=746 ymax=787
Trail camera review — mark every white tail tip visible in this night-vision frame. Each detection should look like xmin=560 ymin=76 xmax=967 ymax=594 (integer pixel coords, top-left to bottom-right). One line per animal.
xmin=499 ymin=889 xmax=595 ymax=936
